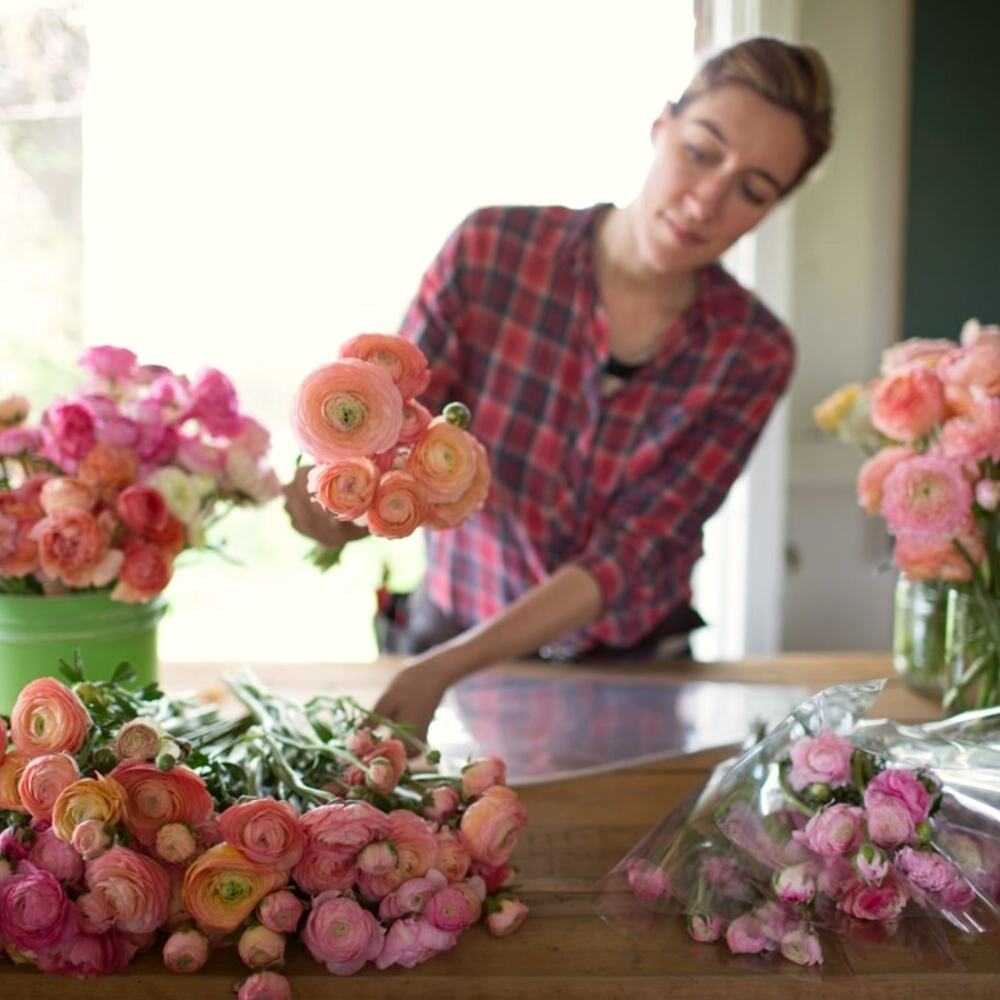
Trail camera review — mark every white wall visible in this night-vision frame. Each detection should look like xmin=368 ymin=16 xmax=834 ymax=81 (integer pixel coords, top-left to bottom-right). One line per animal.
xmin=781 ymin=0 xmax=913 ymax=650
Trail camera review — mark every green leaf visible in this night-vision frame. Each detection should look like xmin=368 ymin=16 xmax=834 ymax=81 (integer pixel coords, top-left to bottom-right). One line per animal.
xmin=59 ymin=655 xmax=85 ymax=684
xmin=112 ymin=661 xmax=138 ymax=686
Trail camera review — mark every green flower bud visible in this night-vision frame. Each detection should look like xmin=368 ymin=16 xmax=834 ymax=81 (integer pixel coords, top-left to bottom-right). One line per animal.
xmin=442 ymin=402 xmax=471 ymax=429
xmin=808 ymin=782 xmax=833 ymax=803
xmin=92 ymin=747 xmax=119 ymax=774
xmin=156 ymin=751 xmax=177 ymax=772
xmin=915 ymin=820 xmax=932 ymax=844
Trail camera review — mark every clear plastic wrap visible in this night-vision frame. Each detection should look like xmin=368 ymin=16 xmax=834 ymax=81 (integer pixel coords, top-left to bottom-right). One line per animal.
xmin=597 ymin=680 xmax=1000 ymax=971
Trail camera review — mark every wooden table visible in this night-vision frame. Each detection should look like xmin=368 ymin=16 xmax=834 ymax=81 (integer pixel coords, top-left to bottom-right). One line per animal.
xmin=4 ymin=653 xmax=998 ymax=997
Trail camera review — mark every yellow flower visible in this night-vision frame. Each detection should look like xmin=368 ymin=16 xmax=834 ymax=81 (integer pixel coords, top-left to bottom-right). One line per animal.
xmin=813 ymin=383 xmax=864 ymax=435
xmin=51 ymin=775 xmax=127 ymax=842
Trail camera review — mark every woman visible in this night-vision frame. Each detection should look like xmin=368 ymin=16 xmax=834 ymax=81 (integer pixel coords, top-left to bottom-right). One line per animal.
xmin=285 ymin=36 xmax=834 ymax=743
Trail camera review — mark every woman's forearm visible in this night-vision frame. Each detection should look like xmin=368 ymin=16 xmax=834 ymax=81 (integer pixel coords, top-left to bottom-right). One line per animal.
xmin=414 ymin=563 xmax=603 ymax=684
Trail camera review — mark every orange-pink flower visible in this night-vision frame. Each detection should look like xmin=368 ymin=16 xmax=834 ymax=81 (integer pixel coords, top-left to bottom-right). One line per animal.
xmin=880 ymin=454 xmax=972 ymax=542
xmin=458 ymin=785 xmax=528 ymax=867
xmin=182 ymin=843 xmax=287 ymax=934
xmin=870 ymin=367 xmax=948 ymax=442
xmin=406 ymin=417 xmax=478 ymax=502
xmin=109 ymin=539 xmax=172 ymax=603
xmin=398 ymin=399 xmax=434 ymax=446
xmin=938 ymin=399 xmax=1000 ymax=465
xmin=894 ymin=518 xmax=985 ymax=582
xmin=0 ymin=750 xmax=28 ymax=811
xmin=31 ymin=509 xmax=123 ymax=589
xmin=110 ymin=762 xmax=214 ymax=846
xmin=116 ymin=483 xmax=170 ymax=536
xmin=10 ymin=677 xmax=92 ymax=758
xmin=344 ymin=738 xmax=408 ymax=795
xmin=77 ymin=442 xmax=140 ymax=497
xmin=366 ymin=470 xmax=428 ymax=539
xmin=307 ymin=458 xmax=378 ymax=520
xmin=17 ymin=752 xmax=80 ymax=821
xmin=85 ymin=844 xmax=172 ymax=933
xmin=339 ymin=333 xmax=431 ymax=400
xmin=218 ymin=798 xmax=305 ymax=870
xmin=856 ymin=446 xmax=916 ymax=516
xmin=936 ymin=340 xmax=1000 ymax=414
xmin=39 ymin=477 xmax=97 ymax=516
xmin=291 ymin=846 xmax=357 ymax=896
xmin=291 ymin=359 xmax=403 ymax=462
xmin=355 ymin=810 xmax=439 ymax=900
xmin=424 ymin=438 xmax=492 ymax=530
xmin=879 ymin=338 xmax=955 ymax=375
xmin=433 ymin=829 xmax=471 ymax=883
xmin=51 ymin=774 xmax=128 ymax=842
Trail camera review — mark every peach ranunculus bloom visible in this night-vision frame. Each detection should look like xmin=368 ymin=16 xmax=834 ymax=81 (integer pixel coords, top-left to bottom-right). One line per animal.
xmin=77 ymin=442 xmax=140 ymax=497
xmin=343 ymin=738 xmax=408 ymax=795
xmin=960 ymin=318 xmax=1000 ymax=348
xmin=298 ymin=800 xmax=391 ymax=859
xmin=291 ymin=359 xmax=403 ymax=462
xmin=406 ymin=417 xmax=478 ymax=503
xmin=51 ymin=774 xmax=128 ymax=842
xmin=458 ymin=785 xmax=529 ymax=868
xmin=218 ymin=798 xmax=305 ymax=871
xmin=894 ymin=517 xmax=985 ymax=582
xmin=355 ymin=810 xmax=439 ymax=901
xmin=425 ymin=438 xmax=492 ymax=531
xmin=109 ymin=762 xmax=214 ymax=846
xmin=86 ymin=844 xmax=172 ymax=933
xmin=935 ymin=340 xmax=1000 ymax=415
xmin=31 ymin=508 xmax=123 ymax=589
xmin=10 ymin=677 xmax=92 ymax=758
xmin=307 ymin=458 xmax=379 ymax=520
xmin=17 ymin=752 xmax=81 ymax=821
xmin=182 ymin=843 xmax=287 ymax=934
xmin=856 ymin=446 xmax=917 ymax=516
xmin=39 ymin=476 xmax=97 ymax=516
xmin=0 ymin=750 xmax=29 ymax=810
xmin=291 ymin=845 xmax=357 ymax=896
xmin=880 ymin=454 xmax=972 ymax=543
xmin=879 ymin=337 xmax=956 ymax=375
xmin=339 ymin=333 xmax=431 ymax=400
xmin=365 ymin=470 xmax=428 ymax=539
xmin=870 ymin=367 xmax=949 ymax=443
xmin=432 ymin=828 xmax=471 ymax=883
xmin=397 ymin=399 xmax=434 ymax=446
xmin=937 ymin=398 xmax=1000 ymax=465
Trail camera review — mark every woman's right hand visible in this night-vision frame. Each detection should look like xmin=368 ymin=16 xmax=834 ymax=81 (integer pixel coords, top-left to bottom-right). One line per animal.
xmin=282 ymin=465 xmax=369 ymax=549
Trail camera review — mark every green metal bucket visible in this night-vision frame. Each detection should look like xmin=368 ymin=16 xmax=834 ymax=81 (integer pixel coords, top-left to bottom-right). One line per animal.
xmin=0 ymin=591 xmax=166 ymax=713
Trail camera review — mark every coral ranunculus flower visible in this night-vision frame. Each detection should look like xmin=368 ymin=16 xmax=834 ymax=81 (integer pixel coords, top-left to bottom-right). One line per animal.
xmin=32 ymin=508 xmax=123 ymax=589
xmin=339 ymin=333 xmax=431 ymax=400
xmin=365 ymin=471 xmax=428 ymax=539
xmin=397 ymin=399 xmax=434 ymax=447
xmin=17 ymin=752 xmax=81 ymax=821
xmin=307 ymin=458 xmax=379 ymax=520
xmin=870 ymin=367 xmax=948 ymax=442
xmin=78 ymin=442 xmax=140 ymax=496
xmin=894 ymin=518 xmax=985 ymax=582
xmin=116 ymin=483 xmax=170 ymax=536
xmin=0 ymin=751 xmax=29 ymax=810
xmin=425 ymin=439 xmax=492 ymax=530
xmin=10 ymin=678 xmax=92 ymax=758
xmin=86 ymin=845 xmax=172 ymax=933
xmin=880 ymin=454 xmax=972 ymax=543
xmin=51 ymin=774 xmax=128 ymax=842
xmin=291 ymin=359 xmax=403 ymax=462
xmin=218 ymin=798 xmax=305 ymax=871
xmin=407 ymin=417 xmax=478 ymax=503
xmin=109 ymin=762 xmax=214 ymax=846
xmin=110 ymin=539 xmax=172 ymax=603
xmin=458 ymin=786 xmax=529 ymax=868
xmin=856 ymin=446 xmax=916 ymax=516
xmin=39 ymin=477 xmax=97 ymax=516
xmin=182 ymin=843 xmax=287 ymax=934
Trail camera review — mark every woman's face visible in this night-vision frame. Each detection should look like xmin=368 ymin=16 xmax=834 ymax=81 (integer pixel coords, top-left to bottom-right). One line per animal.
xmin=632 ymin=84 xmax=809 ymax=274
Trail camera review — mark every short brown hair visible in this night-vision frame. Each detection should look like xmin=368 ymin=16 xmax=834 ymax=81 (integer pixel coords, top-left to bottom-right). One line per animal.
xmin=674 ymin=36 xmax=834 ymax=190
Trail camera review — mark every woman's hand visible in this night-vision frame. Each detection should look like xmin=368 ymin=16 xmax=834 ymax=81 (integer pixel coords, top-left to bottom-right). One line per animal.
xmin=373 ymin=657 xmax=454 ymax=754
xmin=282 ymin=464 xmax=368 ymax=549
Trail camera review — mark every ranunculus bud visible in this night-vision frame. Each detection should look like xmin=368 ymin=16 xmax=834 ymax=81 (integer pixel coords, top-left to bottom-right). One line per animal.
xmin=163 ymin=927 xmax=210 ymax=973
xmin=238 ymin=924 xmax=286 ymax=970
xmin=915 ymin=820 xmax=932 ymax=844
xmin=461 ymin=757 xmax=506 ymax=799
xmin=773 ymin=862 xmax=815 ymax=904
xmin=855 ymin=843 xmax=890 ymax=884
xmin=423 ymin=785 xmax=460 ymax=823
xmin=114 ymin=718 xmax=163 ymax=763
xmin=807 ymin=782 xmax=832 ymax=803
xmin=365 ymin=756 xmax=397 ymax=794
xmin=357 ymin=839 xmax=397 ymax=875
xmin=442 ymin=402 xmax=471 ymax=429
xmin=237 ymin=971 xmax=292 ymax=1000
xmin=70 ymin=819 xmax=114 ymax=860
xmin=485 ymin=896 xmax=529 ymax=937
xmin=258 ymin=890 xmax=304 ymax=934
xmin=687 ymin=911 xmax=723 ymax=943
xmin=91 ymin=747 xmax=119 ymax=774
xmin=156 ymin=822 xmax=198 ymax=865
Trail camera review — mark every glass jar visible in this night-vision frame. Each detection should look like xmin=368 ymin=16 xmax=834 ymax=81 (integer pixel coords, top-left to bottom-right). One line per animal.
xmin=892 ymin=575 xmax=951 ymax=697
xmin=944 ymin=588 xmax=1000 ymax=712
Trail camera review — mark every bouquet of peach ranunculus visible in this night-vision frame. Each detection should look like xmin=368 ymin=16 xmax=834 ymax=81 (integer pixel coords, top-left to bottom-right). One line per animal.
xmin=0 ymin=346 xmax=280 ymax=604
xmin=814 ymin=319 xmax=1000 ymax=710
xmin=292 ymin=334 xmax=490 ymax=544
xmin=0 ymin=664 xmax=529 ymax=993
xmin=599 ymin=681 xmax=1000 ymax=971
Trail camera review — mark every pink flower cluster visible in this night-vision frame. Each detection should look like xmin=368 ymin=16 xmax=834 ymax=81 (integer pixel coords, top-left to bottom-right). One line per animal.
xmin=0 ymin=679 xmax=529 ymax=989
xmin=291 ymin=334 xmax=491 ymax=538
xmin=0 ymin=346 xmax=279 ymax=603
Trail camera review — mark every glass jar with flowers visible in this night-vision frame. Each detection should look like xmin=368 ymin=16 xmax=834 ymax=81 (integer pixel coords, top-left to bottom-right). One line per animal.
xmin=0 ymin=345 xmax=280 ymax=711
xmin=815 ymin=319 xmax=1000 ymax=710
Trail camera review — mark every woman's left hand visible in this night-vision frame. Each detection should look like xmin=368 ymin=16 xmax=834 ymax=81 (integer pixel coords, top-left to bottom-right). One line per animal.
xmin=372 ymin=657 xmax=453 ymax=754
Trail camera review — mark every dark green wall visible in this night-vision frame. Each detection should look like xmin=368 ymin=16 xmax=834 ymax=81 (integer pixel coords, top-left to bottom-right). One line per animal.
xmin=903 ymin=0 xmax=1000 ymax=341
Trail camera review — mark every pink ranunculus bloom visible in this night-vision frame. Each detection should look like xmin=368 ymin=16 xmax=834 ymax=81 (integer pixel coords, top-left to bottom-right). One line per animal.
xmin=471 ymin=860 xmax=517 ymax=894
xmin=378 ymin=869 xmax=448 ymax=921
xmin=0 ymin=427 xmax=43 ymax=456
xmin=10 ymin=678 xmax=92 ymax=758
xmin=155 ymin=822 xmax=199 ymax=865
xmin=838 ymin=869 xmax=910 ymax=921
xmin=752 ymin=900 xmax=799 ymax=941
xmin=291 ymin=358 xmax=404 ymax=462
xmin=725 ymin=913 xmax=772 ymax=955
xmin=461 ymin=756 xmax=507 ymax=799
xmin=39 ymin=476 xmax=97 ymax=516
xmin=894 ymin=518 xmax=985 ymax=583
xmin=343 ymin=738 xmax=408 ymax=794
xmin=238 ymin=971 xmax=293 ymax=1000
xmin=976 ymin=479 xmax=1000 ymax=512
xmin=880 ymin=337 xmax=957 ymax=375
xmin=793 ymin=803 xmax=865 ymax=857
xmin=110 ymin=538 xmax=173 ymax=604
xmin=788 ymin=729 xmax=856 ymax=792
xmin=339 ymin=333 xmax=431 ymax=399
xmin=75 ymin=891 xmax=115 ymax=934
xmin=0 ymin=509 xmax=39 ymax=579
xmin=44 ymin=400 xmax=97 ymax=462
xmin=687 ymin=911 xmax=724 ymax=943
xmin=773 ymin=862 xmax=816 ymax=904
xmin=299 ymin=799 xmax=391 ymax=858
xmin=258 ymin=889 xmax=305 ymax=934
xmin=487 ymin=897 xmax=530 ymax=938
xmin=865 ymin=795 xmax=917 ymax=850
xmin=865 ymin=769 xmax=932 ymax=824
xmin=699 ymin=855 xmax=741 ymax=893
xmin=365 ymin=469 xmax=428 ymax=539
xmin=117 ymin=484 xmax=170 ymax=536
xmin=895 ymin=846 xmax=964 ymax=894
xmin=433 ymin=829 xmax=471 ymax=884
xmin=458 ymin=785 xmax=529 ymax=869
xmin=27 ymin=827 xmax=84 ymax=886
xmin=302 ymin=890 xmax=385 ymax=975
xmin=109 ymin=762 xmax=214 ymax=846
xmin=936 ymin=339 xmax=1000 ymax=414
xmin=857 ymin=446 xmax=917 ymax=516
xmin=307 ymin=458 xmax=379 ymax=520
xmin=424 ymin=880 xmax=482 ymax=932
xmin=291 ymin=846 xmax=357 ymax=896
xmin=79 ymin=345 xmax=138 ymax=381
xmin=183 ymin=367 xmax=242 ymax=437
xmin=816 ymin=855 xmax=859 ymax=899
xmin=71 ymin=819 xmax=114 ymax=861
xmin=17 ymin=751 xmax=80 ymax=821
xmin=36 ymin=928 xmax=139 ymax=978
xmin=938 ymin=398 xmax=1000 ymax=465
xmin=779 ymin=927 xmax=823 ymax=966
xmin=219 ymin=797 xmax=304 ymax=871
xmin=375 ymin=915 xmax=457 ymax=970
xmin=230 ymin=415 xmax=272 ymax=459
xmin=32 ymin=508 xmax=122 ymax=589
xmin=85 ymin=844 xmax=172 ymax=933
xmin=960 ymin=318 xmax=1000 ymax=348
xmin=880 ymin=454 xmax=972 ymax=542
xmin=357 ymin=840 xmax=397 ymax=876
xmin=855 ymin=844 xmax=890 ymax=884
xmin=96 ymin=413 xmax=139 ymax=450
xmin=870 ymin=366 xmax=948 ymax=442
xmin=424 ymin=784 xmax=461 ymax=824
xmin=238 ymin=923 xmax=286 ymax=970
xmin=176 ymin=434 xmax=226 ymax=475
xmin=397 ymin=399 xmax=434 ymax=446
xmin=0 ymin=863 xmax=76 ymax=953
xmin=162 ymin=926 xmax=210 ymax=973
xmin=626 ymin=857 xmax=671 ymax=902
xmin=356 ymin=810 xmax=440 ymax=901
xmin=424 ymin=438 xmax=491 ymax=531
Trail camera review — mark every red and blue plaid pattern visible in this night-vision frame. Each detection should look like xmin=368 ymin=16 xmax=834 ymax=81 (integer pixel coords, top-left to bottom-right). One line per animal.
xmin=400 ymin=204 xmax=794 ymax=653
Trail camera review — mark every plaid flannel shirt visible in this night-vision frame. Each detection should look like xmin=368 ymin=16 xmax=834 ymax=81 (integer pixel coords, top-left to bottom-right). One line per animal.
xmin=400 ymin=204 xmax=794 ymax=653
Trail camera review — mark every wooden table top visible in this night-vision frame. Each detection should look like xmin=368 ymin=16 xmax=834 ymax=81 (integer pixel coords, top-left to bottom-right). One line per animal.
xmin=4 ymin=652 xmax=998 ymax=997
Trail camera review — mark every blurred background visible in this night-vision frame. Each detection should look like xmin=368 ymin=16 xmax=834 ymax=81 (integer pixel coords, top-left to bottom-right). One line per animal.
xmin=2 ymin=0 xmax=997 ymax=664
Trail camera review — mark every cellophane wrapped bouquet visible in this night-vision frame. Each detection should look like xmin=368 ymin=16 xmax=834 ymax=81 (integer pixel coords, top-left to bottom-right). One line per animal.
xmin=291 ymin=333 xmax=490 ymax=545
xmin=0 ymin=345 xmax=280 ymax=603
xmin=0 ymin=666 xmax=529 ymax=996
xmin=598 ymin=681 xmax=1000 ymax=971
